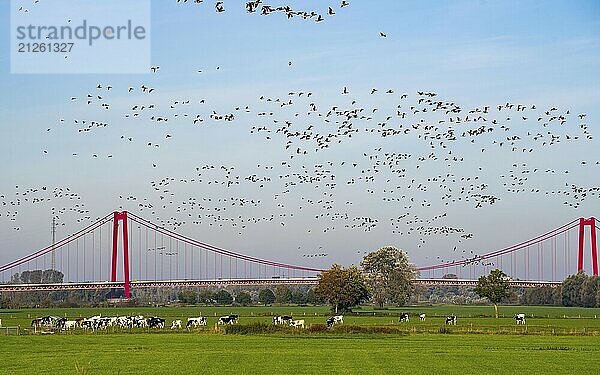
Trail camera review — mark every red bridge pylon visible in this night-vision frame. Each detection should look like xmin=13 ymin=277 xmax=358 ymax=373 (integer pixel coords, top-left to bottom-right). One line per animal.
xmin=578 ymin=217 xmax=598 ymax=276
xmin=111 ymin=211 xmax=130 ymax=298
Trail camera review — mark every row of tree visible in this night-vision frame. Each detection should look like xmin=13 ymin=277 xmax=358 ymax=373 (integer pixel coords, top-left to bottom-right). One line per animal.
xmin=177 ymin=287 xmax=323 ymax=306
xmin=521 ymin=272 xmax=600 ymax=307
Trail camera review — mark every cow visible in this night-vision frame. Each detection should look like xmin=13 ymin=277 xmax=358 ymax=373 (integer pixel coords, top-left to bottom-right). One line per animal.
xmin=419 ymin=313 xmax=426 ymax=321
xmin=326 ymin=315 xmax=343 ymax=328
xmin=290 ymin=319 xmax=305 ymax=329
xmin=63 ymin=320 xmax=78 ymax=330
xmin=31 ymin=318 xmax=44 ymax=328
xmin=273 ymin=315 xmax=293 ymax=325
xmin=186 ymin=317 xmax=207 ymax=329
xmin=399 ymin=313 xmax=409 ymax=322
xmin=514 ymin=313 xmax=526 ymax=325
xmin=148 ymin=317 xmax=165 ymax=329
xmin=218 ymin=315 xmax=238 ymax=325
xmin=31 ymin=316 xmax=66 ymax=330
xmin=445 ymin=315 xmax=457 ymax=325
xmin=171 ymin=320 xmax=182 ymax=329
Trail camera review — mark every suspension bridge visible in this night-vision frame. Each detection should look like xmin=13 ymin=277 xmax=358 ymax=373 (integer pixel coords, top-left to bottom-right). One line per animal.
xmin=0 ymin=211 xmax=597 ymax=298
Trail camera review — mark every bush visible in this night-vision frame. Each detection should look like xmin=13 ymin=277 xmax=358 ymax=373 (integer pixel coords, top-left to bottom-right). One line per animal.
xmin=178 ymin=290 xmax=197 ymax=304
xmin=224 ymin=323 xmax=293 ymax=335
xmin=307 ymin=324 xmax=328 ymax=333
xmin=332 ymin=325 xmax=407 ymax=334
xmin=258 ymin=289 xmax=275 ymax=305
xmin=214 ymin=290 xmax=233 ymax=305
xmin=235 ymin=291 xmax=252 ymax=306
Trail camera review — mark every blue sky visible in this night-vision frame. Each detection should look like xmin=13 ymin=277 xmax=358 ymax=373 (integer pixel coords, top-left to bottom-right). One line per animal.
xmin=0 ymin=0 xmax=599 ymax=281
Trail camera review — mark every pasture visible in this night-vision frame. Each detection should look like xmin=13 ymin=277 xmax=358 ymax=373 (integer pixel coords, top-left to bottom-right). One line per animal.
xmin=1 ymin=305 xmax=600 ymax=374
xmin=2 ymin=305 xmax=600 ymax=335
xmin=1 ymin=332 xmax=599 ymax=374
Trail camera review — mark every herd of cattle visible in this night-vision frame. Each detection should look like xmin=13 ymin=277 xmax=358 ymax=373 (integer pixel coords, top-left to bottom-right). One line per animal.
xmin=28 ymin=312 xmax=528 ymax=332
xmin=30 ymin=314 xmax=242 ymax=331
xmin=396 ymin=313 xmax=526 ymax=325
xmin=29 ymin=314 xmax=336 ymax=331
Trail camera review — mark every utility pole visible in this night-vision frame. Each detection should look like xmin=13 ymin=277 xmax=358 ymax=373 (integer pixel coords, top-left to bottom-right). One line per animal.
xmin=51 ymin=216 xmax=57 ymax=270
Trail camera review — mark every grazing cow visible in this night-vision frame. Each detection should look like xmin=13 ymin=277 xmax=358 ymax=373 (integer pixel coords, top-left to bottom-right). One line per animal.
xmin=399 ymin=313 xmax=410 ymax=322
xmin=290 ymin=320 xmax=305 ymax=328
xmin=63 ymin=320 xmax=78 ymax=330
xmin=171 ymin=320 xmax=182 ymax=329
xmin=326 ymin=315 xmax=343 ymax=328
xmin=273 ymin=315 xmax=293 ymax=325
xmin=186 ymin=317 xmax=207 ymax=329
xmin=31 ymin=316 xmax=66 ymax=330
xmin=31 ymin=317 xmax=44 ymax=327
xmin=148 ymin=317 xmax=165 ymax=329
xmin=419 ymin=313 xmax=426 ymax=321
xmin=218 ymin=315 xmax=239 ymax=325
xmin=514 ymin=313 xmax=526 ymax=325
xmin=445 ymin=315 xmax=457 ymax=325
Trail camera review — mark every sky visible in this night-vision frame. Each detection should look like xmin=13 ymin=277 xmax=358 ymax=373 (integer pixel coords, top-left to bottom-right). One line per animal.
xmin=0 ymin=0 xmax=599 ymax=280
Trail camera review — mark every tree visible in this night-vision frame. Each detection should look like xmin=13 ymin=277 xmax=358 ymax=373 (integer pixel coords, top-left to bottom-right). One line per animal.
xmin=360 ymin=246 xmax=418 ymax=307
xmin=579 ymin=276 xmax=600 ymax=307
xmin=521 ymin=286 xmax=556 ymax=305
xmin=178 ymin=290 xmax=197 ymax=304
xmin=474 ymin=269 xmax=511 ymax=318
xmin=306 ymin=288 xmax=324 ymax=305
xmin=198 ymin=290 xmax=215 ymax=304
xmin=214 ymin=290 xmax=233 ymax=305
xmin=291 ymin=290 xmax=307 ymax=304
xmin=561 ymin=272 xmax=587 ymax=307
xmin=258 ymin=289 xmax=275 ymax=305
xmin=235 ymin=291 xmax=252 ymax=306
xmin=314 ymin=264 xmax=370 ymax=313
xmin=275 ymin=287 xmax=292 ymax=304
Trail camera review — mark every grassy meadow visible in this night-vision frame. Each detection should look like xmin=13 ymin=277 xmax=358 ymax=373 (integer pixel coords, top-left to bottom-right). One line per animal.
xmin=1 ymin=305 xmax=600 ymax=374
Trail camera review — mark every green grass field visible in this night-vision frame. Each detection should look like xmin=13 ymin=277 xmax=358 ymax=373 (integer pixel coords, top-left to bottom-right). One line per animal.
xmin=1 ymin=333 xmax=599 ymax=374
xmin=1 ymin=305 xmax=600 ymax=374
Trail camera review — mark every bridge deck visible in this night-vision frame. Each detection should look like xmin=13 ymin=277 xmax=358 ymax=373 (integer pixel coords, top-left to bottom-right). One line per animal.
xmin=0 ymin=278 xmax=560 ymax=292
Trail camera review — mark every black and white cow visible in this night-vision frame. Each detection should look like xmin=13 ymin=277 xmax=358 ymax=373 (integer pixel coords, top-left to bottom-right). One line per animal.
xmin=31 ymin=316 xmax=66 ymax=330
xmin=445 ymin=315 xmax=457 ymax=325
xmin=171 ymin=320 xmax=182 ymax=329
xmin=399 ymin=313 xmax=410 ymax=322
xmin=419 ymin=313 xmax=426 ymax=321
xmin=148 ymin=317 xmax=165 ymax=329
xmin=514 ymin=313 xmax=526 ymax=325
xmin=273 ymin=315 xmax=293 ymax=325
xmin=326 ymin=315 xmax=343 ymax=328
xmin=218 ymin=315 xmax=239 ymax=325
xmin=186 ymin=317 xmax=207 ymax=329
xmin=290 ymin=319 xmax=305 ymax=328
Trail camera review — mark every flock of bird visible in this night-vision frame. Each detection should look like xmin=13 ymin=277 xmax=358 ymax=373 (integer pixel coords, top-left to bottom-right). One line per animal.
xmin=175 ymin=0 xmax=351 ymax=24
xmin=3 ymin=74 xmax=596 ymax=266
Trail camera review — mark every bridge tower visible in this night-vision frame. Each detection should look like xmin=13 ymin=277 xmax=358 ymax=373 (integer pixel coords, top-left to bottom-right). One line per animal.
xmin=111 ymin=211 xmax=130 ymax=298
xmin=578 ymin=217 xmax=598 ymax=276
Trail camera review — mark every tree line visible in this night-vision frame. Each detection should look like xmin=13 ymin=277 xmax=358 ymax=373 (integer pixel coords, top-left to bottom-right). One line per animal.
xmin=177 ymin=287 xmax=323 ymax=306
xmin=522 ymin=272 xmax=600 ymax=307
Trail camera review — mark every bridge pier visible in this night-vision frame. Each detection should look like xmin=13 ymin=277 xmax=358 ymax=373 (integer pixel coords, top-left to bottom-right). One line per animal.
xmin=111 ymin=211 xmax=130 ymax=298
xmin=578 ymin=217 xmax=598 ymax=276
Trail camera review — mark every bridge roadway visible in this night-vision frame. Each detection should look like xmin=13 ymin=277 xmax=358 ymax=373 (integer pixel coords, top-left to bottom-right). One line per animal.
xmin=0 ymin=277 xmax=561 ymax=292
